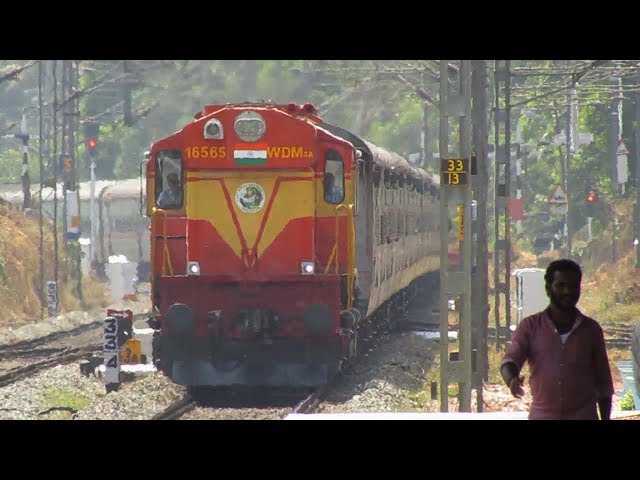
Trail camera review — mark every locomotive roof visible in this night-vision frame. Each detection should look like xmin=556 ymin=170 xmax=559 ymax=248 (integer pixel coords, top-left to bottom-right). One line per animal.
xmin=319 ymin=122 xmax=439 ymax=186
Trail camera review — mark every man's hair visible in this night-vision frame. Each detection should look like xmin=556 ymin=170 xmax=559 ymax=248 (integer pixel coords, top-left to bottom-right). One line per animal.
xmin=166 ymin=172 xmax=180 ymax=185
xmin=544 ymin=258 xmax=582 ymax=285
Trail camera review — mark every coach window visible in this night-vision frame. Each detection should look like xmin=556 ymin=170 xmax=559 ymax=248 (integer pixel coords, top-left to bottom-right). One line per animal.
xmin=324 ymin=149 xmax=344 ymax=204
xmin=156 ymin=150 xmax=183 ymax=209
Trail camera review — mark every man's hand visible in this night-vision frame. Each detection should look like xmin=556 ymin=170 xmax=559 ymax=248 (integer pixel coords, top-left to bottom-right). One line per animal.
xmin=508 ymin=376 xmax=525 ymax=399
xmin=500 ymin=362 xmax=525 ymax=399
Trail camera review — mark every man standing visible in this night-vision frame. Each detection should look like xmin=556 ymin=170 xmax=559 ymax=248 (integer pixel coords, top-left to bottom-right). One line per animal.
xmin=500 ymin=258 xmax=614 ymax=420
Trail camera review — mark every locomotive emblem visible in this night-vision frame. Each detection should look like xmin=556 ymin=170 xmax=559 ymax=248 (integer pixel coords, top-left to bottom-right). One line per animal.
xmin=235 ymin=183 xmax=266 ymax=213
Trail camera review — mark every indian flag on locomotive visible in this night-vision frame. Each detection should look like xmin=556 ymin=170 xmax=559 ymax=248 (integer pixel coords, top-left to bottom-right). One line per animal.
xmin=234 ymin=142 xmax=268 ymax=166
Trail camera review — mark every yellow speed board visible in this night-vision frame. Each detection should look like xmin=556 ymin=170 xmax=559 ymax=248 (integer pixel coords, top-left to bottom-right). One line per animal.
xmin=441 ymin=158 xmax=469 ymax=185
xmin=457 ymin=204 xmax=464 ymax=240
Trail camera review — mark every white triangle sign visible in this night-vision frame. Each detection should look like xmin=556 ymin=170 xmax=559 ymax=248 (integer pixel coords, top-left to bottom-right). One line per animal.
xmin=616 ymin=140 xmax=629 ymax=156
xmin=548 ymin=184 xmax=567 ymax=204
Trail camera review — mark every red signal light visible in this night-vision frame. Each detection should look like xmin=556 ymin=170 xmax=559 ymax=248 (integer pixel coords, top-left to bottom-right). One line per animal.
xmin=586 ymin=192 xmax=597 ymax=202
xmin=87 ymin=138 xmax=97 ymax=149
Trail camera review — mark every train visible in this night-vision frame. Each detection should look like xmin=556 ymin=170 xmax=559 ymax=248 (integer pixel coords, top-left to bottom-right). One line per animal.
xmin=145 ymin=101 xmax=443 ymax=388
xmin=0 ymin=178 xmax=150 ymax=282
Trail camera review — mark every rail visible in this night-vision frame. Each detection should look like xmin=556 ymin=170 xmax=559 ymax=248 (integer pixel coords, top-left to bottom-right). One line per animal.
xmin=324 ymin=203 xmax=355 ymax=310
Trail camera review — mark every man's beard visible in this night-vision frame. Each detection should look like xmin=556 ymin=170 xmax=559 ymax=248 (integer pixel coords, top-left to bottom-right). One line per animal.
xmin=549 ymin=292 xmax=578 ymax=312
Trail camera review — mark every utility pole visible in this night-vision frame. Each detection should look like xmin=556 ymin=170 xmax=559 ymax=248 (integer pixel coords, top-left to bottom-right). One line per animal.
xmin=610 ymin=79 xmax=621 ymax=198
xmin=514 ymin=122 xmax=524 ymax=235
xmin=38 ymin=61 xmax=45 ymax=318
xmin=493 ymin=60 xmax=512 ymax=349
xmin=471 ymin=60 xmax=489 ymax=397
xmin=90 ymin=149 xmax=97 ymax=267
xmin=564 ymin=77 xmax=575 ymax=257
xmin=84 ymin=119 xmax=100 ymax=270
xmin=439 ymin=60 xmax=475 ymax=412
xmin=71 ymin=61 xmax=83 ymax=304
xmin=61 ymin=62 xmax=68 ymax=254
xmin=634 ymin=84 xmax=640 ymax=268
xmin=62 ymin=59 xmax=83 ymax=304
xmin=51 ymin=59 xmax=60 ymax=317
xmin=15 ymin=114 xmax=30 ymax=210
xmin=617 ymin=77 xmax=626 ymax=196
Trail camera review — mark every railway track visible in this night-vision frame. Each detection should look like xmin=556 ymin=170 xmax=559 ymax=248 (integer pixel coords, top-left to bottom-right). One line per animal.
xmin=0 ymin=312 xmax=149 ymax=359
xmin=289 ymin=383 xmax=331 ymax=415
xmin=0 ymin=345 xmax=102 ymax=388
xmin=0 ymin=320 xmax=105 ymax=358
xmin=151 ymin=297 xmax=424 ymax=420
xmin=152 ymin=384 xmax=329 ymax=420
xmin=152 ymin=327 xmax=397 ymax=420
xmin=152 ymin=394 xmax=197 ymax=420
xmin=0 ymin=312 xmax=150 ymax=388
xmin=601 ymin=323 xmax=635 ymax=349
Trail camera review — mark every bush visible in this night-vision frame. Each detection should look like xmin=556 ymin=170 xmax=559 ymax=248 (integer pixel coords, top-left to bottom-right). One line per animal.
xmin=620 ymin=390 xmax=635 ymax=411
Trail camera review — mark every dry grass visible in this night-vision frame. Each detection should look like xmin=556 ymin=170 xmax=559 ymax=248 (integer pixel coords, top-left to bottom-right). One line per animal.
xmin=580 ymin=251 xmax=640 ymax=325
xmin=576 ymin=198 xmax=640 ymax=377
xmin=483 ymin=196 xmax=640 ymax=387
xmin=0 ymin=199 xmax=107 ymax=328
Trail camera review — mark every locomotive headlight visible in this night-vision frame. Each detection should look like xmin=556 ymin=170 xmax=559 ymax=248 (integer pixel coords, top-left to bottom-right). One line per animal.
xmin=301 ymin=261 xmax=315 ymax=275
xmin=203 ymin=118 xmax=223 ymax=139
xmin=234 ymin=111 xmax=266 ymax=142
xmin=187 ymin=261 xmax=200 ymax=276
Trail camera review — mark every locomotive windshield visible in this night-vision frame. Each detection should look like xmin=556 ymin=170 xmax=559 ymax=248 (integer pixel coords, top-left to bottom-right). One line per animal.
xmin=155 ymin=150 xmax=183 ymax=209
xmin=323 ymin=149 xmax=344 ymax=204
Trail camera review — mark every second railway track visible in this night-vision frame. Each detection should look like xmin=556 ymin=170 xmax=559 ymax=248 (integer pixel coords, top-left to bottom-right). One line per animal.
xmin=0 ymin=312 xmax=149 ymax=388
xmin=0 ymin=345 xmax=102 ymax=388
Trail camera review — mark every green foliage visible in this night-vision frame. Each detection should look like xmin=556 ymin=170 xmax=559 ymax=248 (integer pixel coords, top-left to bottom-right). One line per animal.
xmin=620 ymin=389 xmax=635 ymax=411
xmin=43 ymin=388 xmax=91 ymax=418
xmin=0 ymin=148 xmax=38 ymax=182
xmin=510 ymin=61 xmax=636 ymax=253
xmin=367 ymin=93 xmax=422 ymax=155
xmin=114 ymin=127 xmax=149 ymax=179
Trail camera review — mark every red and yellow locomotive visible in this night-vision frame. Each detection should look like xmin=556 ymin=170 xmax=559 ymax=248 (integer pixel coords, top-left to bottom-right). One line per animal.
xmin=145 ymin=102 xmax=441 ymax=387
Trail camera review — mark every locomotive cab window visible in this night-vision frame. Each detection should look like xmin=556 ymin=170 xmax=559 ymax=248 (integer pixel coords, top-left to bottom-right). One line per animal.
xmin=324 ymin=149 xmax=344 ymax=204
xmin=156 ymin=150 xmax=183 ymax=209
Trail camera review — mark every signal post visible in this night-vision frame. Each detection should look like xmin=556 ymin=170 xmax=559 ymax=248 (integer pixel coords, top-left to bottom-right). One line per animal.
xmin=438 ymin=60 xmax=484 ymax=412
xmin=84 ymin=122 xmax=100 ymax=268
